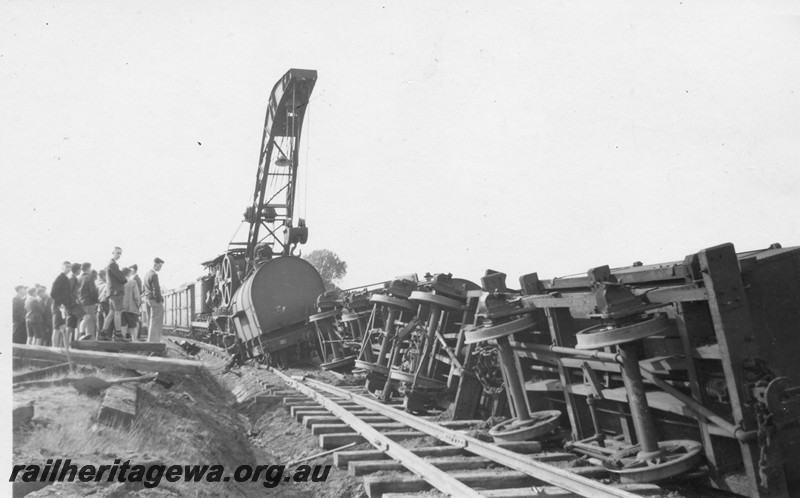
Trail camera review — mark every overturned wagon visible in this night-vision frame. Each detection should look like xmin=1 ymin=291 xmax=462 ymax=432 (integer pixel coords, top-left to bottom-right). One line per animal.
xmin=457 ymin=242 xmax=800 ymax=497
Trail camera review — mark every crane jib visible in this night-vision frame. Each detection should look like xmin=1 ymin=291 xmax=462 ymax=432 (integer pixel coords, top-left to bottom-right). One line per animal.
xmin=244 ymin=68 xmax=318 ymax=272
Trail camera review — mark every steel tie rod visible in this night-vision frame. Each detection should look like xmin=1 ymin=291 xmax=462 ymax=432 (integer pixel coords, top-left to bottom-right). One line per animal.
xmin=296 ymin=375 xmax=640 ymax=498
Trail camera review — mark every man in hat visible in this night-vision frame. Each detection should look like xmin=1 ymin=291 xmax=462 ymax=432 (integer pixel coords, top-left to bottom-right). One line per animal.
xmin=144 ymin=257 xmax=165 ymax=342
xmin=105 ymin=247 xmax=126 ymax=340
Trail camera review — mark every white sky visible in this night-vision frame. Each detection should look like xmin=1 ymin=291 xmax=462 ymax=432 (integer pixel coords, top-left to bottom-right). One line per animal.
xmin=3 ymin=1 xmax=800 ymax=294
xmin=2 ymin=0 xmax=800 ymax=478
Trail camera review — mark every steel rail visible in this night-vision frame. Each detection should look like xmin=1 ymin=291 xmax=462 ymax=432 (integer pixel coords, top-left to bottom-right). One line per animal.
xmin=299 ymin=377 xmax=640 ymax=498
xmin=269 ymin=368 xmax=484 ymax=498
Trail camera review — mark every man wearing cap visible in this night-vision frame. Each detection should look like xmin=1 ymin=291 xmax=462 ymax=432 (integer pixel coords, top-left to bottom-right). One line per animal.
xmin=144 ymin=257 xmax=165 ymax=342
xmin=13 ymin=286 xmax=28 ymax=344
xmin=50 ymin=261 xmax=72 ymax=348
xmin=106 ymin=246 xmax=126 ymax=340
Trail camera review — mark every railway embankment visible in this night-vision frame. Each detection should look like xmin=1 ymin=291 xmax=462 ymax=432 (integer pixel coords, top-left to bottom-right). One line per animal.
xmin=10 ymin=341 xmax=364 ymax=497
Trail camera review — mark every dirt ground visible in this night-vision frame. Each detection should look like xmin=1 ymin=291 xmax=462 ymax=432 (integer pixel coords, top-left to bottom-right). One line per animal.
xmin=11 ymin=346 xmax=367 ymax=498
xmin=234 ymin=381 xmax=368 ymax=498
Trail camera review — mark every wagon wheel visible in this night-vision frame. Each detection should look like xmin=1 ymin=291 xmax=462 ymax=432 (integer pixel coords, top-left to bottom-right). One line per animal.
xmin=603 ymin=440 xmax=703 ymax=483
xmin=488 ymin=410 xmax=562 ymax=442
xmin=219 ymin=254 xmax=240 ymax=308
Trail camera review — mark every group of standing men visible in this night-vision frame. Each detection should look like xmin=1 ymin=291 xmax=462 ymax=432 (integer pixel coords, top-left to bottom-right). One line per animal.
xmin=12 ymin=246 xmax=165 ymax=347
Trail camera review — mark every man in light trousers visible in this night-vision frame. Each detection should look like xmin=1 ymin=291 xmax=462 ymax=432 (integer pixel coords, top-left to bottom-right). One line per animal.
xmin=143 ymin=257 xmax=165 ymax=342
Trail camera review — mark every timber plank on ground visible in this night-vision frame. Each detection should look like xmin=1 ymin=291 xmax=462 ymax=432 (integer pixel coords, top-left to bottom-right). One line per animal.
xmin=312 ymin=422 xmax=409 ymax=435
xmin=320 ymin=431 xmax=427 ymax=450
xmin=381 ymin=483 xmax=664 ymax=498
xmin=12 ymin=362 xmax=72 ymax=384
xmin=12 ymin=357 xmax=63 ymax=370
xmin=301 ymin=414 xmax=464 ymax=427
xmin=98 ymin=384 xmax=139 ymax=427
xmin=303 ymin=415 xmax=394 ymax=427
xmin=292 ymin=407 xmax=376 ymax=420
xmin=71 ymin=340 xmax=166 ymax=356
xmin=310 ymin=419 xmax=486 ymax=436
xmin=364 ymin=467 xmax=609 ymax=497
xmin=13 ymin=345 xmax=204 ymax=375
xmin=282 ymin=397 xmax=361 ymax=407
xmin=333 ymin=442 xmax=547 ymax=468
xmin=349 ymin=456 xmax=495 ymax=476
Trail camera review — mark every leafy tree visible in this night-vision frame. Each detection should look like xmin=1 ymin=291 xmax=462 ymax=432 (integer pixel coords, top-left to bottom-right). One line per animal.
xmin=304 ymin=249 xmax=347 ymax=291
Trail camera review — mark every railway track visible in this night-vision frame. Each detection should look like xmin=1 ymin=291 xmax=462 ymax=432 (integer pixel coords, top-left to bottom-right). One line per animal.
xmin=223 ymin=363 xmax=669 ymax=498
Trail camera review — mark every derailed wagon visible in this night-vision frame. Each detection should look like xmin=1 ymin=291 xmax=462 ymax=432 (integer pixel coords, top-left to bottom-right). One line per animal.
xmin=456 ymin=242 xmax=800 ymax=497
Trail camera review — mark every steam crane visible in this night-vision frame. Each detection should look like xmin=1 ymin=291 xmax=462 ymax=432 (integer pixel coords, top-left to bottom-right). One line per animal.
xmin=198 ymin=68 xmax=325 ymax=363
xmin=217 ymin=69 xmax=318 ymax=308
